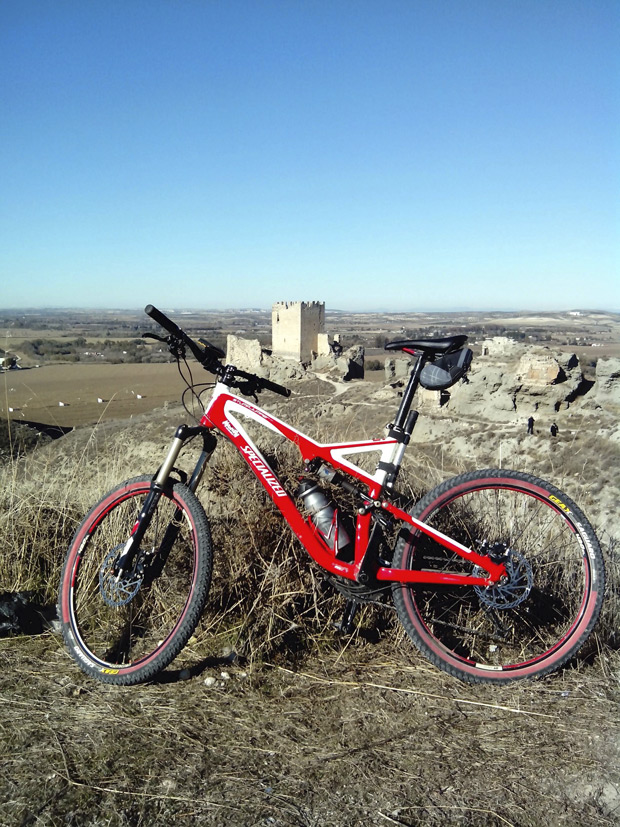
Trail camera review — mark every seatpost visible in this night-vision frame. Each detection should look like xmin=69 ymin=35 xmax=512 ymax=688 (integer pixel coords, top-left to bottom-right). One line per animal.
xmin=393 ymin=353 xmax=425 ymax=429
xmin=380 ymin=353 xmax=425 ymax=491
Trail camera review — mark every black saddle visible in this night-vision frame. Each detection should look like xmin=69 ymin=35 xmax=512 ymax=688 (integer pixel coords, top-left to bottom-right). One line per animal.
xmin=385 ymin=335 xmax=467 ymax=357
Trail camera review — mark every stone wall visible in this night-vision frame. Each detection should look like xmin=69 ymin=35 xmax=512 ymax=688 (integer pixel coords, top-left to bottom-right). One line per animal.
xmin=226 ymin=335 xmax=264 ymax=373
xmin=481 ymin=337 xmax=520 ymax=357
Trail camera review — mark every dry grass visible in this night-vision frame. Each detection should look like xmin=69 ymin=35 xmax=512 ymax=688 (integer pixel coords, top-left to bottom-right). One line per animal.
xmin=1 ymin=394 xmax=619 ymax=825
xmin=1 ymin=637 xmax=619 ymax=826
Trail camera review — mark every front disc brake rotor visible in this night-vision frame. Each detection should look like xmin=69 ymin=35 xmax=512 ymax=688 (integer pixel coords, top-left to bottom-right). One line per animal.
xmin=99 ymin=546 xmax=145 ymax=607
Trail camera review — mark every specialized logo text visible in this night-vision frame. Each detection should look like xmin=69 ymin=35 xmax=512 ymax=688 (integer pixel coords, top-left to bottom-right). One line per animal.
xmin=241 ymin=446 xmax=287 ymax=498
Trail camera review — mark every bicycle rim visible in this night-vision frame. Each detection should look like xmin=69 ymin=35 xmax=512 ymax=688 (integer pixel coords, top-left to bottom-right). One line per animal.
xmin=60 ymin=477 xmax=211 ymax=683
xmin=392 ymin=470 xmax=604 ymax=683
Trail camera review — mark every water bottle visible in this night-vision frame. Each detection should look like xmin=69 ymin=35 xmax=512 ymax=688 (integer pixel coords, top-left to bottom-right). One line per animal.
xmin=296 ymin=480 xmax=354 ymax=561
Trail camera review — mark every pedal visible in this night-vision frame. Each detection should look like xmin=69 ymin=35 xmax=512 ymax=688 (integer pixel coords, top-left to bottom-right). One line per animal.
xmin=333 ymin=600 xmax=358 ymax=634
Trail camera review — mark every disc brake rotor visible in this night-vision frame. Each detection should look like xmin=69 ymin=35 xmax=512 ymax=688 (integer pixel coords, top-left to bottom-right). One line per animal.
xmin=99 ymin=546 xmax=145 ymax=607
xmin=473 ymin=549 xmax=533 ymax=610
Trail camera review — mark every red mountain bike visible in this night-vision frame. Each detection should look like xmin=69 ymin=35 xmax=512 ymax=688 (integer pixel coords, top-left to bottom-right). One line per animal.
xmin=58 ymin=305 xmax=604 ymax=685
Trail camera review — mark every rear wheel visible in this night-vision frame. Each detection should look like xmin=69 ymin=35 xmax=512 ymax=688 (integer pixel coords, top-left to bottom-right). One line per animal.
xmin=58 ymin=475 xmax=213 ymax=685
xmin=392 ymin=470 xmax=604 ymax=683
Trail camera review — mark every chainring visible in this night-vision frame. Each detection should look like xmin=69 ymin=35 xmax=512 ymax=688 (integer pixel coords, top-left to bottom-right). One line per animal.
xmin=325 ymin=574 xmax=392 ymax=605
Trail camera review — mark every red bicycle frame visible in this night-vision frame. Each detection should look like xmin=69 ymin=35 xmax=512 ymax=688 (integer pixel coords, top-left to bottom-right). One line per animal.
xmin=199 ymin=383 xmax=506 ymax=587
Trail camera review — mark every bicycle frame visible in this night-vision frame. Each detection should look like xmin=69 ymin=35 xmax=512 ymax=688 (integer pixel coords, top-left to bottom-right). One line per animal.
xmin=178 ymin=382 xmax=507 ymax=588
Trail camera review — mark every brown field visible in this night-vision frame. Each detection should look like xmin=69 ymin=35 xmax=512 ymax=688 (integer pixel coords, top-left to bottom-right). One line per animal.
xmin=1 ymin=363 xmax=192 ymax=428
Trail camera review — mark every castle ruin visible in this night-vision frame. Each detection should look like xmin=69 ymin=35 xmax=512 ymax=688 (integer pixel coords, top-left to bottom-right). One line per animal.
xmin=271 ymin=301 xmax=330 ymax=362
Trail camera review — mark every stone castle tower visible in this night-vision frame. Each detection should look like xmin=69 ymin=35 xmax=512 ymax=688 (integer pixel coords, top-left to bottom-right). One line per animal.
xmin=271 ymin=301 xmax=329 ymax=362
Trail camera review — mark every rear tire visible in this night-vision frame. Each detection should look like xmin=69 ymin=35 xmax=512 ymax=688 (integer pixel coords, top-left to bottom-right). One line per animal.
xmin=392 ymin=469 xmax=604 ymax=683
xmin=58 ymin=475 xmax=213 ymax=685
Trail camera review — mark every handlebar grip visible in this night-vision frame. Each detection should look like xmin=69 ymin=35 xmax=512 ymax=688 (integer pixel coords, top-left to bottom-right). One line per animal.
xmin=233 ymin=367 xmax=291 ymax=397
xmin=259 ymin=377 xmax=291 ymax=398
xmin=144 ymin=304 xmax=182 ymax=336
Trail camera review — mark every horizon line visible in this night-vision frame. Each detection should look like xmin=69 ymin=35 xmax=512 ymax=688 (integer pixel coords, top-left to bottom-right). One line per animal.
xmin=1 ymin=306 xmax=618 ymax=316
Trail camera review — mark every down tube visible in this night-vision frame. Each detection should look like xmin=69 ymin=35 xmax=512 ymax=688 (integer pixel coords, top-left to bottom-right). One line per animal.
xmin=208 ymin=423 xmax=358 ymax=580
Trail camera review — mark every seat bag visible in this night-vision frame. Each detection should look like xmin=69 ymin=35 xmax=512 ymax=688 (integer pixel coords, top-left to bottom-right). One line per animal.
xmin=419 ymin=348 xmax=473 ymax=391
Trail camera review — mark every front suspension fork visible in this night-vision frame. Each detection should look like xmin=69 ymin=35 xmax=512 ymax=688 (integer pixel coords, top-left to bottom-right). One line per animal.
xmin=114 ymin=425 xmax=217 ymax=577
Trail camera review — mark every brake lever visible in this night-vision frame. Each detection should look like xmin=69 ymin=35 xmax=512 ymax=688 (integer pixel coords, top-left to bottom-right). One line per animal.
xmin=143 ymin=330 xmax=186 ymax=359
xmin=235 ymin=379 xmax=260 ymax=401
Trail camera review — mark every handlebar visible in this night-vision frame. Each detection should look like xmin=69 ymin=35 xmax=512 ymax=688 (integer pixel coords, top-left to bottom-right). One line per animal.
xmin=144 ymin=303 xmax=181 ymax=336
xmin=233 ymin=367 xmax=291 ymax=398
xmin=144 ymin=304 xmax=291 ymax=398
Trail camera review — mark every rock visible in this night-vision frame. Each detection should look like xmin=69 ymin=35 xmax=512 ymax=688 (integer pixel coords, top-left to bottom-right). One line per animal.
xmin=515 ymin=351 xmax=563 ymax=385
xmin=593 ymin=358 xmax=620 ymax=408
xmin=444 ymin=345 xmax=592 ymax=420
xmin=311 ymin=354 xmax=334 ymax=372
xmin=226 ymin=334 xmax=269 ymax=377
xmin=262 ymin=356 xmax=307 ymax=385
xmin=444 ymin=364 xmax=516 ymax=420
xmin=226 ymin=334 xmax=309 ymax=385
xmin=384 ymin=357 xmax=410 ymax=382
xmin=311 ymin=346 xmax=365 ymax=381
xmin=342 ymin=345 xmax=364 ymax=380
xmin=226 ymin=333 xmax=365 ymax=386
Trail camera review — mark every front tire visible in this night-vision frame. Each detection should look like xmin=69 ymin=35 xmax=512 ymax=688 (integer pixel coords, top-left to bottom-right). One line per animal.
xmin=58 ymin=475 xmax=213 ymax=685
xmin=392 ymin=470 xmax=604 ymax=683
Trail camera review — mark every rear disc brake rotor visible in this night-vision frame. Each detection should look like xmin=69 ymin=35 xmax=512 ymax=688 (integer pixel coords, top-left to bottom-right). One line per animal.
xmin=473 ymin=549 xmax=533 ymax=610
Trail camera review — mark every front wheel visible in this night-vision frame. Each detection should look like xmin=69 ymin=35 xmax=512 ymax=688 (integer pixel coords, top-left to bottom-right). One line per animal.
xmin=392 ymin=469 xmax=604 ymax=683
xmin=58 ymin=475 xmax=213 ymax=685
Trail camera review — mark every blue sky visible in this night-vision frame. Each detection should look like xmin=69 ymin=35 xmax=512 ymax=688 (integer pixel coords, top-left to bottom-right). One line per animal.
xmin=2 ymin=1 xmax=618 ymax=311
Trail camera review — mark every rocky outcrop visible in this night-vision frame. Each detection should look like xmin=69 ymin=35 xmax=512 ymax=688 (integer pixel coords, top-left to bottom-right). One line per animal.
xmin=226 ymin=334 xmax=307 ymax=384
xmin=423 ymin=363 xmax=515 ymax=419
xmin=226 ymin=334 xmax=364 ymax=385
xmin=384 ymin=357 xmax=411 ymax=382
xmin=590 ymin=358 xmax=620 ymax=410
xmin=312 ymin=346 xmax=365 ymax=380
xmin=515 ymin=351 xmax=563 ymax=384
xmin=226 ymin=335 xmax=263 ymax=373
xmin=422 ymin=345 xmax=593 ymax=420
